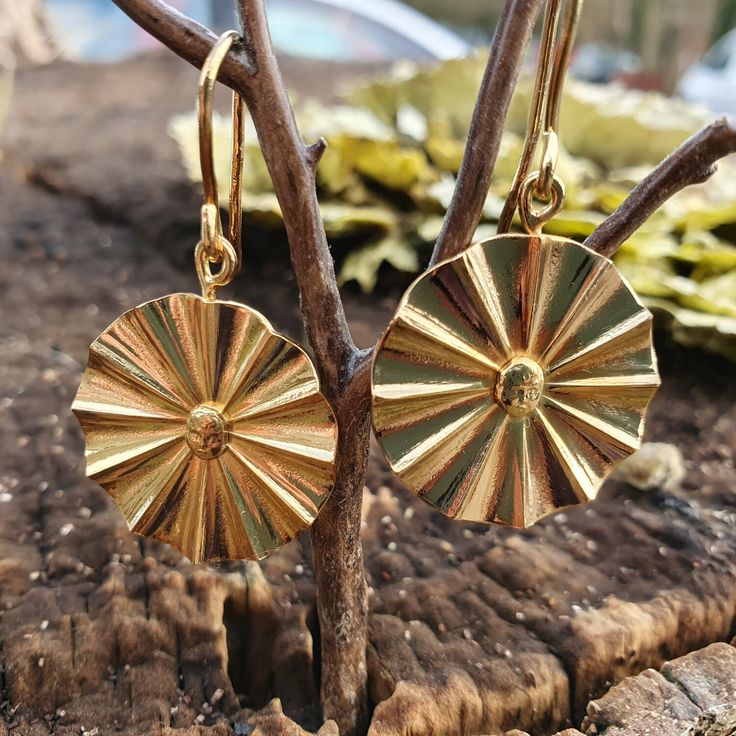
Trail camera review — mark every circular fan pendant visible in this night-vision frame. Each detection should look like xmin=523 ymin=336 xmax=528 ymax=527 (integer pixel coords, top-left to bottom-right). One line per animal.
xmin=73 ymin=293 xmax=338 ymax=562
xmin=371 ymin=234 xmax=660 ymax=527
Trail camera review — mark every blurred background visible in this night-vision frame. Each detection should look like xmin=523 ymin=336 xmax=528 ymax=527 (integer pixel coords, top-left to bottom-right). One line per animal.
xmin=4 ymin=0 xmax=736 ymax=108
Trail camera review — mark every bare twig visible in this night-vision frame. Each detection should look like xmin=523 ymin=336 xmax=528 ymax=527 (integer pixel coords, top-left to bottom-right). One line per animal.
xmin=308 ymin=353 xmax=372 ymax=735
xmin=430 ymin=0 xmax=545 ymax=266
xmin=111 ymin=0 xmax=254 ymax=79
xmin=585 ymin=118 xmax=736 ymax=258
xmin=105 ymin=4 xmax=736 ymax=736
xmin=232 ymin=0 xmax=355 ymax=388
xmin=113 ymin=0 xmax=355 ymax=384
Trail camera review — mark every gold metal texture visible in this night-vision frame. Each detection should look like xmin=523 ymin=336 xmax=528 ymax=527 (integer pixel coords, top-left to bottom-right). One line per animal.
xmin=73 ymin=293 xmax=338 ymax=562
xmin=198 ymin=30 xmax=245 ymax=265
xmin=497 ymin=0 xmax=583 ymax=232
xmin=371 ymin=234 xmax=660 ymax=527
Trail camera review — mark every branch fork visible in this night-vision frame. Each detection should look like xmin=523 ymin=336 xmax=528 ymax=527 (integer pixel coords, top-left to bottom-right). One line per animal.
xmin=110 ymin=1 xmax=736 ymax=732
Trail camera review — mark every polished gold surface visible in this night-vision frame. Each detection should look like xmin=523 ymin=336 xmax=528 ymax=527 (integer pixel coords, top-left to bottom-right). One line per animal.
xmin=73 ymin=293 xmax=338 ymax=562
xmin=498 ymin=0 xmax=583 ymax=232
xmin=198 ymin=30 xmax=245 ymax=266
xmin=495 ymin=357 xmax=545 ymax=418
xmin=372 ymin=234 xmax=660 ymax=527
xmin=194 ymin=32 xmax=246 ymax=302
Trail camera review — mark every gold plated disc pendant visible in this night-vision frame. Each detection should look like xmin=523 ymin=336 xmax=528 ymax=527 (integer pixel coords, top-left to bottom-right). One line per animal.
xmin=73 ymin=293 xmax=338 ymax=562
xmin=371 ymin=234 xmax=660 ymax=527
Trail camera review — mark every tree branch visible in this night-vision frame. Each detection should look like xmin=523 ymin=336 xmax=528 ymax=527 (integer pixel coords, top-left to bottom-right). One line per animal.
xmin=309 ymin=353 xmax=372 ymax=736
xmin=430 ymin=0 xmax=545 ymax=266
xmin=585 ymin=118 xmax=736 ymax=258
xmin=113 ymin=2 xmax=369 ymax=734
xmin=111 ymin=0 xmax=255 ymax=80
xmin=104 ymin=6 xmax=736 ymax=736
xmin=233 ymin=0 xmax=357 ymax=391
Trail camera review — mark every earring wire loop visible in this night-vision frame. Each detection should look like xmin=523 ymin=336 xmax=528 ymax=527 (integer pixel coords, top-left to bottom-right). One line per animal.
xmin=196 ymin=30 xmax=245 ymax=299
xmin=497 ymin=0 xmax=583 ymax=234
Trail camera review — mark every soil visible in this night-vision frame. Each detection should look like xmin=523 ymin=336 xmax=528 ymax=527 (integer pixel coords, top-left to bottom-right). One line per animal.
xmin=0 ymin=54 xmax=735 ymax=736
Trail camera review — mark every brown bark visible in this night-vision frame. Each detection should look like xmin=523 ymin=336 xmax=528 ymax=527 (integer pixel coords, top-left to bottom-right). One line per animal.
xmin=584 ymin=119 xmax=736 ymax=258
xmin=429 ymin=0 xmax=544 ymax=265
xmin=309 ymin=360 xmax=372 ymax=735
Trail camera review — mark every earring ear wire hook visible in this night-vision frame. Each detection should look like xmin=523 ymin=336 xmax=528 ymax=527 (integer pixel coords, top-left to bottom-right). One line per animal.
xmin=196 ymin=30 xmax=246 ymax=299
xmin=497 ymin=0 xmax=583 ymax=235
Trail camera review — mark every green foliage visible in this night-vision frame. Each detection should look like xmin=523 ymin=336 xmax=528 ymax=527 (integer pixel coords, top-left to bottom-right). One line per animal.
xmin=170 ymin=57 xmax=736 ymax=361
xmin=714 ymin=0 xmax=736 ymax=42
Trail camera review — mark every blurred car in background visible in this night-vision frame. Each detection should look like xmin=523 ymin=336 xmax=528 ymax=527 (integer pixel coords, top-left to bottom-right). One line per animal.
xmin=678 ymin=29 xmax=736 ymax=115
xmin=46 ymin=0 xmax=470 ymax=63
xmin=45 ymin=0 xmax=180 ymax=59
xmin=266 ymin=0 xmax=469 ymax=63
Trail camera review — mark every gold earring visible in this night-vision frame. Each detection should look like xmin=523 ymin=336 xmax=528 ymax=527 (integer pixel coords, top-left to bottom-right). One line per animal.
xmin=371 ymin=0 xmax=660 ymax=528
xmin=73 ymin=32 xmax=338 ymax=562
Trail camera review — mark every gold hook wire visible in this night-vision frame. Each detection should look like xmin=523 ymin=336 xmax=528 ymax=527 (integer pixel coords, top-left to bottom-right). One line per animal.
xmin=195 ymin=30 xmax=245 ymax=301
xmin=497 ymin=0 xmax=583 ymax=235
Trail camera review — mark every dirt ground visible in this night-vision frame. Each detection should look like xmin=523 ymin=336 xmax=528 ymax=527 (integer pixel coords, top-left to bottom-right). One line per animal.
xmin=1 ymin=55 xmax=735 ymax=736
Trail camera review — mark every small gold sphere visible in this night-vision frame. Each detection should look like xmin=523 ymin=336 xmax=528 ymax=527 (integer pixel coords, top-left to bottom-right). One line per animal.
xmin=495 ymin=357 xmax=545 ymax=418
xmin=186 ymin=405 xmax=229 ymax=460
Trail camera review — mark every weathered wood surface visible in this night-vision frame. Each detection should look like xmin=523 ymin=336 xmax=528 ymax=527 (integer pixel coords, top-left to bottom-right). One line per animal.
xmin=1 ymin=56 xmax=736 ymax=735
xmin=504 ymin=642 xmax=736 ymax=735
xmin=581 ymin=643 xmax=736 ymax=735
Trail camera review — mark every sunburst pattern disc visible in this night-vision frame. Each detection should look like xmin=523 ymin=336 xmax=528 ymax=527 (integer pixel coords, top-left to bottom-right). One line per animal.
xmin=372 ymin=234 xmax=660 ymax=527
xmin=73 ymin=293 xmax=338 ymax=562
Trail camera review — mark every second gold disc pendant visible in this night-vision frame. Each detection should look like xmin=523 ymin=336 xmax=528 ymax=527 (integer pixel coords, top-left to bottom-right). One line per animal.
xmin=371 ymin=233 xmax=660 ymax=527
xmin=371 ymin=0 xmax=660 ymax=527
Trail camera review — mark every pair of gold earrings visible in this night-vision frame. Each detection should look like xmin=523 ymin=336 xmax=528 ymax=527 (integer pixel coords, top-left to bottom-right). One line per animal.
xmin=73 ymin=5 xmax=659 ymax=564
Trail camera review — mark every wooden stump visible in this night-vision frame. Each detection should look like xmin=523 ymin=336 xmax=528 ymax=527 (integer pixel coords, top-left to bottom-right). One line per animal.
xmin=1 ymin=56 xmax=736 ymax=735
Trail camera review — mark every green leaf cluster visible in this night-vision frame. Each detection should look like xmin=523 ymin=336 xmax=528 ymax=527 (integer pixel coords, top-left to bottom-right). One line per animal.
xmin=170 ymin=56 xmax=736 ymax=360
